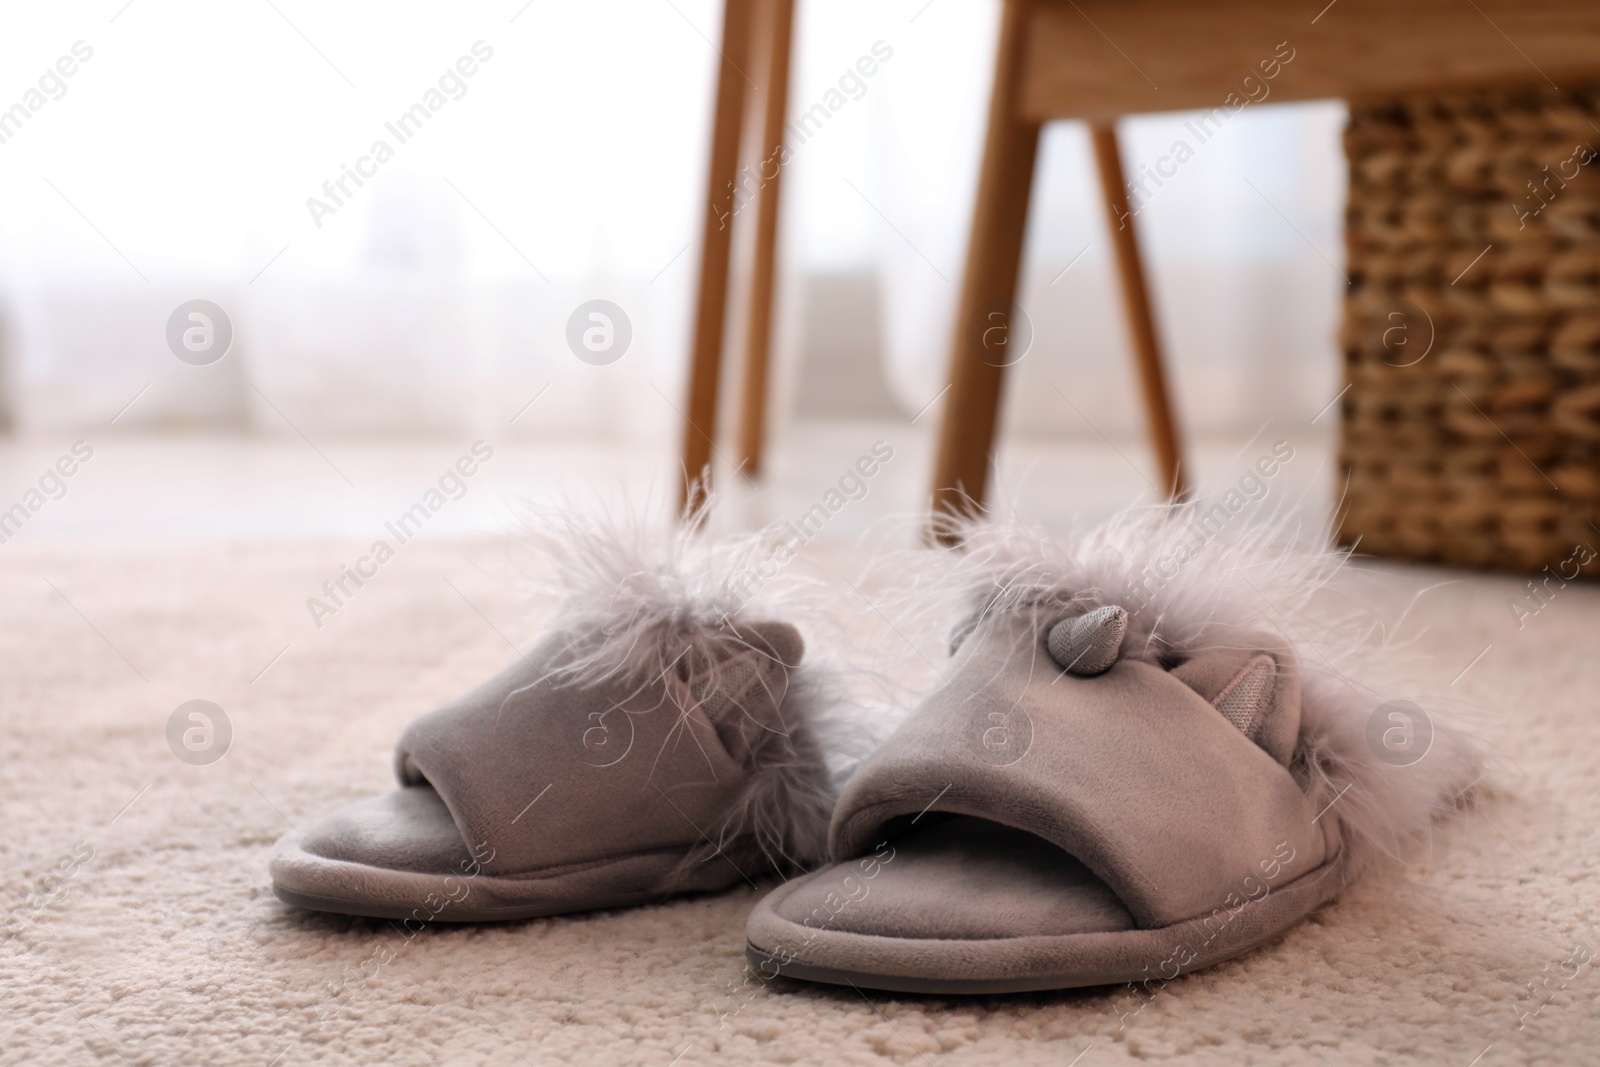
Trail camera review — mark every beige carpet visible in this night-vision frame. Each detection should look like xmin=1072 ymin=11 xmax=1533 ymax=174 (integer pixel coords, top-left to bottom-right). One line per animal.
xmin=4 ymin=534 xmax=1600 ymax=1066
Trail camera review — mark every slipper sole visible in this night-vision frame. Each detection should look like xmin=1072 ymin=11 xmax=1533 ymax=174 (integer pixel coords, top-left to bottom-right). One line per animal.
xmin=744 ymin=853 xmax=1345 ymax=994
xmin=270 ymin=828 xmax=745 ymax=923
xmin=272 ymin=883 xmax=666 ymax=924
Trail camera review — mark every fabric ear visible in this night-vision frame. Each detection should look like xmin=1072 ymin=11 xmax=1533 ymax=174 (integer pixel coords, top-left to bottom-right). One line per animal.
xmin=738 ymin=619 xmax=805 ymax=669
xmin=1171 ymin=642 xmax=1301 ymax=766
xmin=949 ymin=615 xmax=978 ymax=657
xmin=1213 ymin=655 xmax=1275 ymax=736
xmin=682 ymin=621 xmax=803 ymax=767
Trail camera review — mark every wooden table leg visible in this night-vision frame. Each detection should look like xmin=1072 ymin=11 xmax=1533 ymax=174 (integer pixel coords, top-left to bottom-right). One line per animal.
xmin=1089 ymin=121 xmax=1187 ymax=499
xmin=929 ymin=0 xmax=1042 ymax=538
xmin=680 ymin=0 xmax=754 ymax=520
xmin=736 ymin=0 xmax=795 ymax=480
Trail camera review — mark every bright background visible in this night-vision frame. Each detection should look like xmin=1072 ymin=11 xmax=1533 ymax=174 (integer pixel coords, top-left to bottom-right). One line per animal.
xmin=0 ymin=0 xmax=1349 ymax=537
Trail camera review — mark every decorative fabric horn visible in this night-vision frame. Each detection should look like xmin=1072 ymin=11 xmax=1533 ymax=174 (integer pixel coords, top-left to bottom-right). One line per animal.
xmin=1046 ymin=605 xmax=1127 ymax=676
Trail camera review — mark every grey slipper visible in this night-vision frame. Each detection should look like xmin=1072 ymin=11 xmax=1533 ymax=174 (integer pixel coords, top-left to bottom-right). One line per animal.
xmin=271 ymin=516 xmax=840 ymax=923
xmin=745 ymin=513 xmax=1483 ymax=994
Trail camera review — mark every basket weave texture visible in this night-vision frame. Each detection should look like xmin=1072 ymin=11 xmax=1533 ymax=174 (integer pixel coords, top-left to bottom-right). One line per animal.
xmin=1339 ymin=88 xmax=1600 ymax=573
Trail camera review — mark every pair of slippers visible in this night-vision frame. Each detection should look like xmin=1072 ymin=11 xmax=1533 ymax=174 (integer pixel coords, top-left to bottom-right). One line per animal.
xmin=270 ymin=507 xmax=1483 ymax=994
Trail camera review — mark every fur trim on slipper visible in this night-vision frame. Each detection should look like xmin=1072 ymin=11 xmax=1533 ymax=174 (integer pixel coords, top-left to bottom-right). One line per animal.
xmin=513 ymin=500 xmax=856 ymax=872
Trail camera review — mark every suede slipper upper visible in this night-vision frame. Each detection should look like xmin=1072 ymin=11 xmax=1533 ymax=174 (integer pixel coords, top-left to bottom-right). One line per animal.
xmin=271 ymin=513 xmax=841 ymax=923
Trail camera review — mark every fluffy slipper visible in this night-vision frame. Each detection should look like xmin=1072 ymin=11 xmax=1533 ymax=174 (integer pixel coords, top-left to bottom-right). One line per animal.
xmin=271 ymin=508 xmax=845 ymax=922
xmin=745 ymin=508 xmax=1484 ymax=993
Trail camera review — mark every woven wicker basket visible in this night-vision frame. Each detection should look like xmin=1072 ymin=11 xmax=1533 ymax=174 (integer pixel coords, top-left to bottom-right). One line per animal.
xmin=1339 ymin=87 xmax=1600 ymax=574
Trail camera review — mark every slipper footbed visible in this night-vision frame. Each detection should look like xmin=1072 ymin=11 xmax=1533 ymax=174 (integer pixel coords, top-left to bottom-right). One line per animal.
xmin=769 ymin=816 xmax=1135 ymax=941
xmin=297 ymin=785 xmax=473 ymax=874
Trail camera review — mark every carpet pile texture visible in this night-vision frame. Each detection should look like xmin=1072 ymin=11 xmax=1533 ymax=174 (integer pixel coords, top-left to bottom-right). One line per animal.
xmin=3 ymin=538 xmax=1598 ymax=1065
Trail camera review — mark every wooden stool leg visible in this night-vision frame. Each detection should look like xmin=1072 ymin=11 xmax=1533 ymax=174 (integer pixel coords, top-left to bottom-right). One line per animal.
xmin=929 ymin=0 xmax=1042 ymax=537
xmin=736 ymin=0 xmax=795 ymax=480
xmin=1089 ymin=122 xmax=1187 ymax=499
xmin=680 ymin=0 xmax=754 ymax=519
